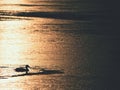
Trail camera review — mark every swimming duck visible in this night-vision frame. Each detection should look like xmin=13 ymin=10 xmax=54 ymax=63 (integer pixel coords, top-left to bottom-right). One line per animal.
xmin=15 ymin=65 xmax=30 ymax=74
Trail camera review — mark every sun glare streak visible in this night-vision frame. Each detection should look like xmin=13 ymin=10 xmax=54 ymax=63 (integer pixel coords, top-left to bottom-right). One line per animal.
xmin=0 ymin=0 xmax=27 ymax=4
xmin=0 ymin=5 xmax=23 ymax=11
xmin=0 ymin=0 xmax=29 ymax=11
xmin=0 ymin=21 xmax=28 ymax=64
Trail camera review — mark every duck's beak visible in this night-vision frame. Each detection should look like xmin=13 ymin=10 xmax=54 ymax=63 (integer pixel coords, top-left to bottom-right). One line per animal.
xmin=28 ymin=66 xmax=31 ymax=68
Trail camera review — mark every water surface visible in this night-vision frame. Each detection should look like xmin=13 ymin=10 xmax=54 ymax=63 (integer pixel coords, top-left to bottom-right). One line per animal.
xmin=0 ymin=0 xmax=118 ymax=90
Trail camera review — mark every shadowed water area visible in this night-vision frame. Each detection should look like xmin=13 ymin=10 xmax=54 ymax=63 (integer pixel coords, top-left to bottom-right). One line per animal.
xmin=0 ymin=0 xmax=119 ymax=90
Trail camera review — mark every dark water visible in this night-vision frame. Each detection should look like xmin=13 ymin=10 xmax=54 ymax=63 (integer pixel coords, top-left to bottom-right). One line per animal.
xmin=0 ymin=0 xmax=119 ymax=90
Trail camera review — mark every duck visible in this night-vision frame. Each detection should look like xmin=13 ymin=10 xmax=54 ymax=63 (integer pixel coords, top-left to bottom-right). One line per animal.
xmin=15 ymin=65 xmax=30 ymax=74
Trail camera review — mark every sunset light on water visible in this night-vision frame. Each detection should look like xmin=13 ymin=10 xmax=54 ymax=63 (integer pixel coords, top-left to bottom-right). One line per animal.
xmin=0 ymin=0 xmax=118 ymax=89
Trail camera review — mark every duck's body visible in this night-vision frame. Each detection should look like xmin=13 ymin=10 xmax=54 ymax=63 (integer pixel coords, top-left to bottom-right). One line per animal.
xmin=15 ymin=67 xmax=29 ymax=72
xmin=15 ymin=65 xmax=30 ymax=74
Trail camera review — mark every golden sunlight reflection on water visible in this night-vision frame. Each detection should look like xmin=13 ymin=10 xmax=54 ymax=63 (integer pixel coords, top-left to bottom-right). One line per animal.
xmin=0 ymin=0 xmax=113 ymax=89
xmin=0 ymin=17 xmax=74 ymax=65
xmin=0 ymin=1 xmax=84 ymax=89
xmin=0 ymin=0 xmax=70 ymax=12
xmin=0 ymin=18 xmax=74 ymax=90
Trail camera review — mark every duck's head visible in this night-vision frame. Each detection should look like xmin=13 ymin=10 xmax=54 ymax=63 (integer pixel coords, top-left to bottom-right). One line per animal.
xmin=25 ymin=65 xmax=30 ymax=68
